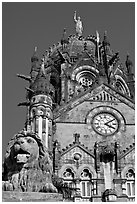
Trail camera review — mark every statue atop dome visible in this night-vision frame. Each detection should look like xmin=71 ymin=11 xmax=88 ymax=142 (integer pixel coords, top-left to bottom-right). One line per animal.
xmin=74 ymin=11 xmax=83 ymax=36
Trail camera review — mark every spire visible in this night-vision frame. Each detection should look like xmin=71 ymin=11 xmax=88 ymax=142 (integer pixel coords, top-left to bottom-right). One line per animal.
xmin=30 ymin=61 xmax=55 ymax=97
xmin=31 ymin=46 xmax=39 ymax=62
xmin=61 ymin=28 xmax=69 ymax=47
xmin=30 ymin=47 xmax=40 ymax=81
xmin=103 ymin=31 xmax=110 ymax=46
xmin=96 ymin=30 xmax=100 ymax=44
xmin=96 ymin=30 xmax=100 ymax=63
xmin=125 ymin=53 xmax=133 ymax=74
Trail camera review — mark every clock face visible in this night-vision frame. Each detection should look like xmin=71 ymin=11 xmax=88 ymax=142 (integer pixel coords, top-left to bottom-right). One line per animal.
xmin=92 ymin=113 xmax=119 ymax=136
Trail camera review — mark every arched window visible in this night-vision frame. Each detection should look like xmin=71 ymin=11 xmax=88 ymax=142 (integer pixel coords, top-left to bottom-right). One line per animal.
xmin=126 ymin=169 xmax=135 ymax=198
xmin=80 ymin=169 xmax=92 ymax=197
xmin=63 ymin=168 xmax=75 ymax=189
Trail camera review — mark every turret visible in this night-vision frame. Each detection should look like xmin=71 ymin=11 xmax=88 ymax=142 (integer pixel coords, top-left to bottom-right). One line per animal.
xmin=27 ymin=61 xmax=55 ymax=151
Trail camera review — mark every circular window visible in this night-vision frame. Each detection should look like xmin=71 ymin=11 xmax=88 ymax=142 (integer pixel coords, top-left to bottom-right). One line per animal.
xmin=79 ymin=76 xmax=93 ymax=87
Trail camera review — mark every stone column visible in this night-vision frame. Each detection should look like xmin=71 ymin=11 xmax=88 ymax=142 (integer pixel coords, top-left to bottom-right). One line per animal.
xmin=38 ymin=116 xmax=43 ymax=140
xmin=35 ymin=115 xmax=39 ymax=133
xmin=45 ymin=117 xmax=49 ymax=148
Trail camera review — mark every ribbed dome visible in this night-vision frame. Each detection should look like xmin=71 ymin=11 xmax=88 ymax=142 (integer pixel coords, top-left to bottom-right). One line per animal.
xmin=68 ymin=38 xmax=96 ymax=57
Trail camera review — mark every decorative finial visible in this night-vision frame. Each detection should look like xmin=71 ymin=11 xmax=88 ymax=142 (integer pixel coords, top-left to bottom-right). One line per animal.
xmin=74 ymin=11 xmax=83 ymax=36
xmin=96 ymin=30 xmax=100 ymax=44
xmin=61 ymin=28 xmax=68 ymax=48
xmin=125 ymin=53 xmax=133 ymax=74
xmin=31 ymin=46 xmax=39 ymax=62
xmin=40 ymin=58 xmax=46 ymax=76
xmin=74 ymin=133 xmax=80 ymax=144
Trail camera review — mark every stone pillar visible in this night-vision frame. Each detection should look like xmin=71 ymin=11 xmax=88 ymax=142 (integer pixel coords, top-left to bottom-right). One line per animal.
xmin=92 ymin=180 xmax=97 ymax=195
xmin=121 ymin=180 xmax=126 ymax=195
xmin=74 ymin=179 xmax=81 ymax=202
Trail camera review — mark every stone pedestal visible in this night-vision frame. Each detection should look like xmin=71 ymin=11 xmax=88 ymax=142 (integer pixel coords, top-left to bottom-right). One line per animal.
xmin=2 ymin=191 xmax=63 ymax=202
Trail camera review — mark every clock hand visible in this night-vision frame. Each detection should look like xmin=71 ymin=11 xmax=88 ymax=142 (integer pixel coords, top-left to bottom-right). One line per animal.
xmin=105 ymin=123 xmax=115 ymax=129
xmin=104 ymin=119 xmax=115 ymax=125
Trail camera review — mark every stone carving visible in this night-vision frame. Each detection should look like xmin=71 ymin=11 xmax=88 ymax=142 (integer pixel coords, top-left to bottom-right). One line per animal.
xmin=2 ymin=130 xmax=57 ymax=192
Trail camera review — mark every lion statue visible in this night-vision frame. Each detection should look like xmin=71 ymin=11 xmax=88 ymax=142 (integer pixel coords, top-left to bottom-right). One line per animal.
xmin=2 ymin=129 xmax=57 ymax=193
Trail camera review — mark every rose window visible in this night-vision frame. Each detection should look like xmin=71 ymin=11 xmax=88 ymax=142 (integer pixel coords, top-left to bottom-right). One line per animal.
xmin=79 ymin=76 xmax=93 ymax=87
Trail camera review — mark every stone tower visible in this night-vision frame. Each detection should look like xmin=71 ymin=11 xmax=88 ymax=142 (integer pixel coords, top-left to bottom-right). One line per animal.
xmin=17 ymin=52 xmax=56 ymax=152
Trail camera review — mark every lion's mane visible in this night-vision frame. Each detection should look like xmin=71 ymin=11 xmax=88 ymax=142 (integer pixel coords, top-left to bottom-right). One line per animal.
xmin=3 ymin=130 xmax=57 ymax=193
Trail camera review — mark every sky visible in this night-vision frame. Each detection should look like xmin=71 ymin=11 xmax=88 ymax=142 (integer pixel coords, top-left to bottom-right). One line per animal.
xmin=2 ymin=2 xmax=135 ymax=159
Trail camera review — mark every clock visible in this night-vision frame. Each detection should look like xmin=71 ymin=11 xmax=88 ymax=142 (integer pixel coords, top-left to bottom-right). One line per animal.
xmin=92 ymin=112 xmax=119 ymax=136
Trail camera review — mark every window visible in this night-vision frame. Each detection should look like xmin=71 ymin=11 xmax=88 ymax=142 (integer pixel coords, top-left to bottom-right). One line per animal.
xmin=126 ymin=169 xmax=135 ymax=198
xmin=81 ymin=181 xmax=91 ymax=197
xmin=80 ymin=169 xmax=92 ymax=197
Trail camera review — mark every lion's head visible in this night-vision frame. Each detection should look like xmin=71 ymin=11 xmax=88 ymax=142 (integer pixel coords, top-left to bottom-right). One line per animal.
xmin=3 ymin=130 xmax=57 ymax=192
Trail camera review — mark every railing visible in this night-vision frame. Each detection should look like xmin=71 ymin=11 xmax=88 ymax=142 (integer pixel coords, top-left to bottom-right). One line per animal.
xmin=81 ymin=197 xmax=92 ymax=202
xmin=128 ymin=197 xmax=135 ymax=202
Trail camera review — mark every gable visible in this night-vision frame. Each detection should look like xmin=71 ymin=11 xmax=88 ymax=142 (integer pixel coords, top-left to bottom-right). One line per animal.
xmin=54 ymin=84 xmax=134 ymax=123
xmin=61 ymin=145 xmax=95 ymax=165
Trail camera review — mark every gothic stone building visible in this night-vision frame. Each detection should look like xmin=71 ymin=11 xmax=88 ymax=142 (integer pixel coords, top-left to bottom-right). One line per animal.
xmin=13 ymin=17 xmax=135 ymax=202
